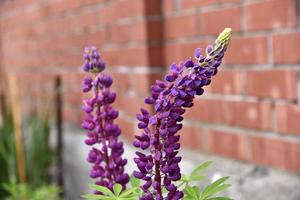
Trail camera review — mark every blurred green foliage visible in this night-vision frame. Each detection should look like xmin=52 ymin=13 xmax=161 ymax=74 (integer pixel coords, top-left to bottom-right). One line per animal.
xmin=3 ymin=179 xmax=61 ymax=200
xmin=0 ymin=111 xmax=57 ymax=198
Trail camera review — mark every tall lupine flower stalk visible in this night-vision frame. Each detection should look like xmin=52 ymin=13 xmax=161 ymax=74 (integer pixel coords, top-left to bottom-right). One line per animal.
xmin=82 ymin=47 xmax=129 ymax=190
xmin=133 ymin=28 xmax=232 ymax=200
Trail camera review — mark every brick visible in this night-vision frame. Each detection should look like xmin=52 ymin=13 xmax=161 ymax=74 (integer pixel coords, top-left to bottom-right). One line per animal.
xmin=185 ymin=98 xmax=272 ymax=130
xmin=87 ymin=29 xmax=108 ymax=47
xmin=200 ymin=7 xmax=241 ymax=35
xmin=164 ymin=41 xmax=210 ymax=64
xmin=180 ymin=126 xmax=202 ymax=150
xmin=131 ymin=21 xmax=148 ymax=41
xmin=102 ymin=46 xmax=163 ymax=66
xmin=206 ymin=70 xmax=243 ymax=94
xmin=229 ymin=101 xmax=271 ymax=130
xmin=114 ymin=94 xmax=151 ymax=116
xmin=117 ymin=0 xmax=144 ymax=18
xmin=48 ymin=0 xmax=68 ymax=14
xmin=181 ymin=0 xmax=217 ymax=8
xmin=276 ymin=104 xmax=300 ymax=136
xmin=246 ymin=70 xmax=297 ymax=100
xmin=99 ymin=2 xmax=118 ymax=24
xmin=144 ymin=0 xmax=161 ymax=15
xmin=63 ymin=91 xmax=83 ymax=107
xmin=110 ymin=72 xmax=131 ymax=94
xmin=66 ymin=29 xmax=107 ymax=49
xmin=250 ymin=136 xmax=300 ymax=172
xmin=147 ymin=20 xmax=163 ymax=41
xmin=63 ymin=106 xmax=84 ymax=126
xmin=245 ymin=0 xmax=297 ymax=31
xmin=184 ymin=98 xmax=218 ymax=122
xmin=78 ymin=10 xmax=98 ymax=29
xmin=224 ymin=36 xmax=268 ymax=64
xmin=163 ymin=0 xmax=175 ymax=12
xmin=131 ymin=72 xmax=162 ymax=96
xmin=164 ymin=13 xmax=197 ymax=39
xmin=61 ymin=73 xmax=85 ymax=92
xmin=59 ymin=51 xmax=83 ymax=68
xmin=130 ymin=20 xmax=163 ymax=42
xmin=115 ymin=117 xmax=135 ymax=141
xmin=111 ymin=23 xmax=132 ymax=44
xmin=102 ymin=47 xmax=149 ymax=66
xmin=81 ymin=0 xmax=105 ymax=6
xmin=66 ymin=0 xmax=81 ymax=10
xmin=208 ymin=129 xmax=247 ymax=160
xmin=218 ymin=0 xmax=239 ymax=3
xmin=16 ymin=73 xmax=56 ymax=91
xmin=273 ymin=32 xmax=300 ymax=64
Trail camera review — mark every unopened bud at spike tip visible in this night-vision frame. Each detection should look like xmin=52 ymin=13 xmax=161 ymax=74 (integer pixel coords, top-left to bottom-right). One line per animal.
xmin=215 ymin=28 xmax=232 ymax=47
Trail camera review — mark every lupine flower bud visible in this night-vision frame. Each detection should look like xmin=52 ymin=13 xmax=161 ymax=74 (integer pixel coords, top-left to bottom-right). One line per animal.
xmin=133 ymin=28 xmax=232 ymax=199
xmin=82 ymin=46 xmax=129 ymax=190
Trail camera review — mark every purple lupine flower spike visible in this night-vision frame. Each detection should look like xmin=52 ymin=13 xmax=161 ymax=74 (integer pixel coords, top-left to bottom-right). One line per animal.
xmin=82 ymin=46 xmax=129 ymax=190
xmin=133 ymin=28 xmax=232 ymax=199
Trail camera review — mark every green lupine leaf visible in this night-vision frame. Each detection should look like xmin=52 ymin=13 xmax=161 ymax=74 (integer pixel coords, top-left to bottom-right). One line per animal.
xmin=89 ymin=185 xmax=114 ymax=197
xmin=190 ymin=161 xmax=213 ymax=178
xmin=201 ymin=177 xmax=230 ymax=199
xmin=183 ymin=196 xmax=194 ymax=200
xmin=180 ymin=174 xmax=189 ymax=182
xmin=204 ymin=184 xmax=231 ymax=198
xmin=81 ymin=194 xmax=104 ymax=200
xmin=192 ymin=186 xmax=200 ymax=195
xmin=130 ymin=175 xmax=141 ymax=195
xmin=113 ymin=184 xmax=122 ymax=197
xmin=205 ymin=176 xmax=229 ymax=190
xmin=162 ymin=187 xmax=168 ymax=194
xmin=207 ymin=197 xmax=233 ymax=200
xmin=190 ymin=174 xmax=205 ymax=181
xmin=184 ymin=185 xmax=199 ymax=199
xmin=119 ymin=187 xmax=139 ymax=198
xmin=130 ymin=175 xmax=140 ymax=187
xmin=118 ymin=197 xmax=136 ymax=200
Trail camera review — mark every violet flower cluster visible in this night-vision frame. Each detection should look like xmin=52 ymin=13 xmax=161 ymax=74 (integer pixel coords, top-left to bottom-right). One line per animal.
xmin=133 ymin=28 xmax=232 ymax=200
xmin=82 ymin=47 xmax=129 ymax=190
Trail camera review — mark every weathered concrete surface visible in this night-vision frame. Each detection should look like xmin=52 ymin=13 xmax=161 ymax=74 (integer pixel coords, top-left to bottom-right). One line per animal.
xmin=63 ymin=128 xmax=300 ymax=200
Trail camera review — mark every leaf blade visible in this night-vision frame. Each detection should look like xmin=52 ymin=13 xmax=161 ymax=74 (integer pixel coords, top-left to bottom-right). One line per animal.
xmin=190 ymin=161 xmax=213 ymax=178
xmin=89 ymin=185 xmax=114 ymax=197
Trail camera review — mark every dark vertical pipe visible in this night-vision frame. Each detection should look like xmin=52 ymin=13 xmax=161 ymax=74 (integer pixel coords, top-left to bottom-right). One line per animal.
xmin=55 ymin=75 xmax=64 ymax=193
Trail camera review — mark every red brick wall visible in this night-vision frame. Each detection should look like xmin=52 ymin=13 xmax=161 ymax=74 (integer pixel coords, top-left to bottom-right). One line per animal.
xmin=1 ymin=0 xmax=300 ymax=172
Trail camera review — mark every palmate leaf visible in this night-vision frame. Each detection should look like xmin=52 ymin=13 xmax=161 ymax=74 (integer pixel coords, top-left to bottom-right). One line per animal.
xmin=83 ymin=183 xmax=140 ymax=200
xmin=180 ymin=162 xmax=232 ymax=200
